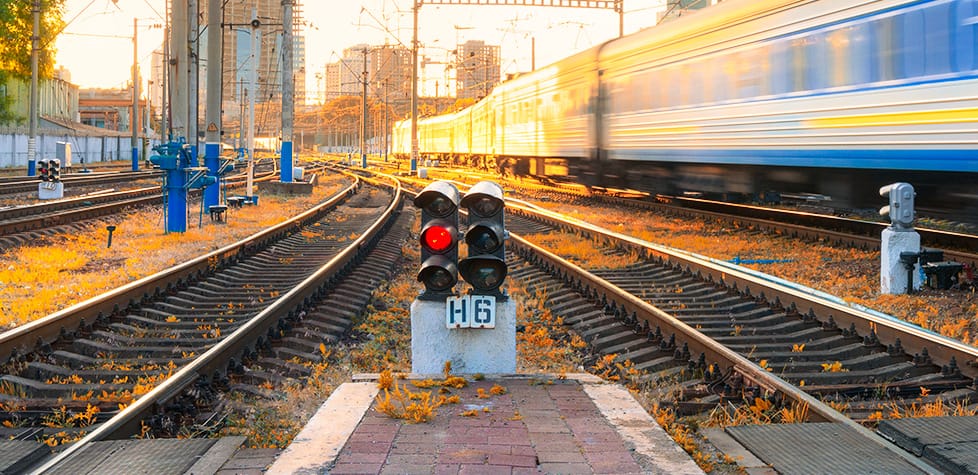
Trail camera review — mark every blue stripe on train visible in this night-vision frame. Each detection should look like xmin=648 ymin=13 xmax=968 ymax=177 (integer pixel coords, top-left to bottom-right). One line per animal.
xmin=607 ymin=149 xmax=978 ymax=172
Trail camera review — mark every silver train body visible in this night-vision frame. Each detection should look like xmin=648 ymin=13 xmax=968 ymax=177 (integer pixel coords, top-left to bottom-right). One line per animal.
xmin=392 ymin=0 xmax=978 ymax=210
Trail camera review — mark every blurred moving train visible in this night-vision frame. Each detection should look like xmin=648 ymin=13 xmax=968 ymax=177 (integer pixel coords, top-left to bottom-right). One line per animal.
xmin=392 ymin=0 xmax=978 ymax=213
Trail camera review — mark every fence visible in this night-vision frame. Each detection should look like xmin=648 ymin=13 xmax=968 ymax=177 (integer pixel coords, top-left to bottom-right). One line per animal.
xmin=0 ymin=132 xmax=158 ymax=168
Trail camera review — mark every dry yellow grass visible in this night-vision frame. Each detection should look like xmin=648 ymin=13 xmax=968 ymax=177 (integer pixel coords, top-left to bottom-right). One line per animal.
xmin=0 ymin=174 xmax=352 ymax=330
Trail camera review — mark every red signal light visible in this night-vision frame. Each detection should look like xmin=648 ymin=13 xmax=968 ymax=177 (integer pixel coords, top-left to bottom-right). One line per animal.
xmin=422 ymin=225 xmax=453 ymax=252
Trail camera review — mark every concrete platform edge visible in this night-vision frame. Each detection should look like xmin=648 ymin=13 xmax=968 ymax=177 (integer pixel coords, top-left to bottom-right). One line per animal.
xmin=265 ymin=382 xmax=378 ymax=475
xmin=582 ymin=381 xmax=706 ymax=475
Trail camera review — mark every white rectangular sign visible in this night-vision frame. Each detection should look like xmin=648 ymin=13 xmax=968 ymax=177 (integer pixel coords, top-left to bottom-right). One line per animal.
xmin=446 ymin=295 xmax=496 ymax=329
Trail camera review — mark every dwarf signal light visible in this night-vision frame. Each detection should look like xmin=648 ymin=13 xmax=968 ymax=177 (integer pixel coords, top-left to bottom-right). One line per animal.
xmin=459 ymin=181 xmax=508 ymax=298
xmin=38 ymin=159 xmax=50 ymax=182
xmin=880 ymin=182 xmax=915 ymax=230
xmin=414 ymin=181 xmax=461 ymax=299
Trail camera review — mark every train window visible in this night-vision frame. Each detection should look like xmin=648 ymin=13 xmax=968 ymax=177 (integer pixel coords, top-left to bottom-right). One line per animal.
xmin=851 ymin=22 xmax=874 ymax=85
xmin=697 ymin=59 xmax=713 ymax=104
xmin=875 ymin=16 xmax=899 ymax=81
xmin=709 ymin=57 xmax=728 ymax=102
xmin=770 ymin=40 xmax=791 ymax=95
xmin=953 ymin=0 xmax=977 ymax=71
xmin=902 ymin=10 xmax=926 ymax=78
xmin=790 ymin=37 xmax=808 ymax=92
xmin=923 ymin=2 xmax=952 ymax=75
xmin=678 ymin=64 xmax=691 ymax=105
xmin=827 ymin=28 xmax=851 ymax=87
xmin=804 ymin=34 xmax=827 ymax=90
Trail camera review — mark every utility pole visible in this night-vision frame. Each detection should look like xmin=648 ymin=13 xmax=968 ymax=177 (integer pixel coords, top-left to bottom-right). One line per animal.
xmin=188 ymin=0 xmax=200 ymax=156
xmin=27 ymin=0 xmax=40 ymax=176
xmin=246 ymin=8 xmax=259 ymax=197
xmin=410 ymin=1 xmax=419 ymax=173
xmin=280 ymin=0 xmax=294 ymax=182
xmin=162 ymin=19 xmax=169 ymax=140
xmin=204 ymin=0 xmax=223 ymax=208
xmin=383 ymin=79 xmax=389 ymax=162
xmin=170 ymin=0 xmax=189 ymax=141
xmin=361 ymin=47 xmax=368 ymax=168
xmin=132 ymin=18 xmax=140 ymax=171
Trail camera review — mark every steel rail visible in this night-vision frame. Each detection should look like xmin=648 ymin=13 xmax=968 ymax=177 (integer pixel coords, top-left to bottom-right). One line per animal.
xmin=0 ymin=171 xmax=349 ymax=365
xmin=0 ymin=171 xmax=162 ymax=195
xmin=508 ymin=202 xmax=978 ymax=381
xmin=29 ymin=174 xmax=402 ymax=474
xmin=0 ymin=170 xmax=283 ymax=237
xmin=657 ymin=196 xmax=978 ymax=269
xmin=509 ymin=233 xmax=939 ymax=473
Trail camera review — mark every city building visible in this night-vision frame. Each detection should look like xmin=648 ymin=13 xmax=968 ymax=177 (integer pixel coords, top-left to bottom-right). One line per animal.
xmin=221 ymin=0 xmax=307 ymax=136
xmin=456 ymin=40 xmax=500 ymax=100
xmin=78 ymin=88 xmax=146 ymax=133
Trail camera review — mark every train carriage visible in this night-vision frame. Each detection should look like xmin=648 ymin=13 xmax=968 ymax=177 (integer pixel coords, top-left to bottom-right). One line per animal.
xmin=393 ymin=0 xmax=978 ymax=212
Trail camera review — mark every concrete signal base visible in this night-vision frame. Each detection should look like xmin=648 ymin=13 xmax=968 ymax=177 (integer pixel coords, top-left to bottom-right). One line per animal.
xmin=881 ymin=227 xmax=921 ymax=294
xmin=411 ymin=298 xmax=516 ymax=375
xmin=261 ymin=178 xmax=314 ymax=196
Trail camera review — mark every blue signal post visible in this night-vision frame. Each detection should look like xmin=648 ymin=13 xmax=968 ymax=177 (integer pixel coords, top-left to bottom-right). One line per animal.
xmin=280 ymin=141 xmax=293 ymax=182
xmin=204 ymin=142 xmax=221 ymax=207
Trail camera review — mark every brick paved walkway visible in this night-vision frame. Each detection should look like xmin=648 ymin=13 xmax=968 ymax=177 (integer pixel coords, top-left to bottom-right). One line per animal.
xmin=329 ymin=378 xmax=651 ymax=474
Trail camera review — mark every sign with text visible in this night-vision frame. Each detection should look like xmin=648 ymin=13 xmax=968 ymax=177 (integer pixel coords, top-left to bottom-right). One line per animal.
xmin=445 ymin=295 xmax=496 ymax=329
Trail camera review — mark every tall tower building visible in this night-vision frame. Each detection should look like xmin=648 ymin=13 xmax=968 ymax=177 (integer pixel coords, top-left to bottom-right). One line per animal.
xmin=221 ymin=0 xmax=307 ymax=135
xmin=457 ymin=40 xmax=500 ymax=100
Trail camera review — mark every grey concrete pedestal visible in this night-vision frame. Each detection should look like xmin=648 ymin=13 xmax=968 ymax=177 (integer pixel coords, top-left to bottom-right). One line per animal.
xmin=881 ymin=227 xmax=920 ymax=294
xmin=411 ymin=298 xmax=516 ymax=375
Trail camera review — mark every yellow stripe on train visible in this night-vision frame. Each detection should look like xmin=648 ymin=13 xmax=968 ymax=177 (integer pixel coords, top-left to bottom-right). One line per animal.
xmin=806 ymin=108 xmax=978 ymax=128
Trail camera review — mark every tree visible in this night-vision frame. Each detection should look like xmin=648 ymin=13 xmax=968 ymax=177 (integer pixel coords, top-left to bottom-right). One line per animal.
xmin=0 ymin=0 xmax=66 ymax=79
xmin=0 ymin=0 xmax=66 ymax=123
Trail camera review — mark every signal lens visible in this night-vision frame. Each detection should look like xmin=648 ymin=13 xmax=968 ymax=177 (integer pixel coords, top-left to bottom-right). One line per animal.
xmin=470 ymin=196 xmax=502 ymax=217
xmin=422 ymin=225 xmax=453 ymax=252
xmin=466 ymin=225 xmax=501 ymax=254
xmin=426 ymin=195 xmax=456 ymax=217
xmin=458 ymin=256 xmax=507 ymax=292
xmin=421 ymin=266 xmax=455 ymax=291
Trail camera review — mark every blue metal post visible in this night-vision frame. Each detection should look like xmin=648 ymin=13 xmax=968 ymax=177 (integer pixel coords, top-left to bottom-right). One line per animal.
xmin=362 ymin=152 xmax=367 ymax=168
xmin=280 ymin=141 xmax=293 ymax=182
xmin=28 ymin=159 xmax=36 ymax=176
xmin=132 ymin=147 xmax=139 ymax=171
xmin=410 ymin=157 xmax=417 ymax=173
xmin=204 ymin=142 xmax=221 ymax=207
xmin=166 ymin=167 xmax=187 ymax=233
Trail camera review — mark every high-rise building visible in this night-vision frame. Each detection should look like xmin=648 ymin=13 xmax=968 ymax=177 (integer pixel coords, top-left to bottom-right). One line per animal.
xmin=323 ymin=62 xmax=342 ymax=102
xmin=371 ymin=45 xmax=412 ymax=106
xmin=457 ymin=40 xmax=500 ymax=100
xmin=221 ymin=0 xmax=307 ymax=135
xmin=323 ymin=43 xmax=412 ymax=107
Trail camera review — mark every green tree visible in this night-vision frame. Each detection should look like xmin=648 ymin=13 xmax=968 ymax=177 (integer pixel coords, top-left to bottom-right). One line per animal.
xmin=0 ymin=0 xmax=66 ymax=123
xmin=0 ymin=0 xmax=66 ymax=79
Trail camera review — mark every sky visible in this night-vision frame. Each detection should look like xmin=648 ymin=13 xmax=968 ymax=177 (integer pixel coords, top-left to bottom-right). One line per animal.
xmin=54 ymin=0 xmax=667 ymax=100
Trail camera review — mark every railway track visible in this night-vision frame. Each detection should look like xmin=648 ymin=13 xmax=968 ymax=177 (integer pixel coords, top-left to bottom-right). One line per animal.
xmin=0 ymin=171 xmax=161 ymax=196
xmin=0 ymin=170 xmax=294 ymax=246
xmin=499 ymin=200 xmax=976 ymax=473
xmin=5 ymin=167 xmax=976 ymax=472
xmin=0 ymin=172 xmax=408 ymax=472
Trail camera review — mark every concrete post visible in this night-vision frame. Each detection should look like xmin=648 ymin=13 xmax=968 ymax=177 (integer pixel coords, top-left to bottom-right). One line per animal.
xmin=280 ymin=0 xmax=294 ymax=183
xmin=881 ymin=228 xmax=921 ymax=294
xmin=204 ymin=0 xmax=223 ymax=208
xmin=411 ymin=298 xmax=516 ymax=375
xmin=132 ymin=18 xmax=140 ymax=171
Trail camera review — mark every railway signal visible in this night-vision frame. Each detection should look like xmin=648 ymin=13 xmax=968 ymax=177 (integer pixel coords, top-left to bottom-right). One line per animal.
xmin=46 ymin=159 xmax=61 ymax=182
xmin=879 ymin=182 xmax=915 ymax=230
xmin=459 ymin=181 xmax=508 ymax=298
xmin=414 ymin=181 xmax=461 ymax=300
xmin=37 ymin=159 xmax=50 ymax=182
